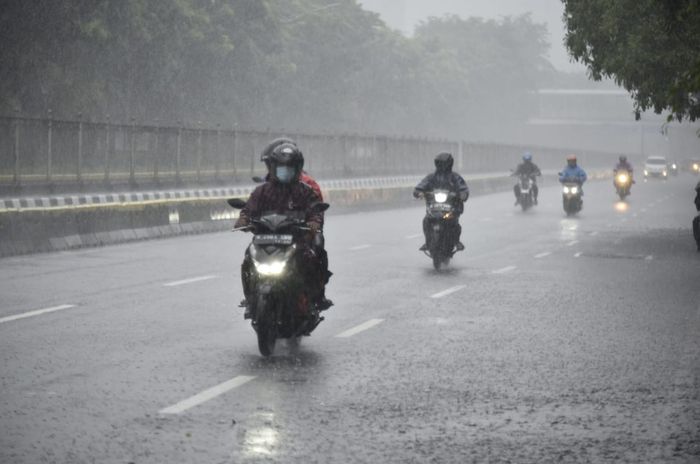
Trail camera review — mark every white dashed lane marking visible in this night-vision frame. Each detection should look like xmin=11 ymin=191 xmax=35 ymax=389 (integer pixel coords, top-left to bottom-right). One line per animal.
xmin=159 ymin=375 xmax=256 ymax=414
xmin=534 ymin=252 xmax=551 ymax=259
xmin=492 ymin=266 xmax=517 ymax=275
xmin=349 ymin=244 xmax=372 ymax=251
xmin=574 ymin=252 xmax=583 ymax=258
xmin=0 ymin=304 xmax=77 ymax=324
xmin=431 ymin=285 xmax=466 ymax=299
xmin=335 ymin=319 xmax=384 ymax=338
xmin=567 ymin=240 xmax=579 ymax=247
xmin=405 ymin=234 xmax=422 ymax=240
xmin=164 ymin=275 xmax=219 ymax=287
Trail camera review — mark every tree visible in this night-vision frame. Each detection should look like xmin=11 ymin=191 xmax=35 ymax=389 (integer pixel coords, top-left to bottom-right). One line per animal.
xmin=563 ymin=0 xmax=700 ymax=122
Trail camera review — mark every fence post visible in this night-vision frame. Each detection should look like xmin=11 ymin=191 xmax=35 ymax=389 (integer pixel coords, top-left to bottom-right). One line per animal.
xmin=176 ymin=122 xmax=182 ymax=185
xmin=232 ymin=128 xmax=238 ymax=179
xmin=153 ymin=118 xmax=159 ymax=184
xmin=13 ymin=110 xmax=20 ymax=187
xmin=46 ymin=109 xmax=53 ymax=184
xmin=196 ymin=121 xmax=202 ymax=183
xmin=129 ymin=117 xmax=136 ymax=186
xmin=77 ymin=112 xmax=83 ymax=186
xmin=215 ymin=124 xmax=221 ymax=181
xmin=103 ymin=115 xmax=111 ymax=184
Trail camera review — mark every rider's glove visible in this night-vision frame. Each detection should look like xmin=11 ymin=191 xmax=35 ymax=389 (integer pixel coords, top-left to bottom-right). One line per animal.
xmin=234 ymin=216 xmax=249 ymax=229
xmin=413 ymin=189 xmax=423 ymax=199
xmin=308 ymin=221 xmax=322 ymax=234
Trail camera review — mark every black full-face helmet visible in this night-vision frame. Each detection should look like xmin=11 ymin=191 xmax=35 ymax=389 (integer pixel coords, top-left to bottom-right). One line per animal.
xmin=434 ymin=152 xmax=454 ymax=173
xmin=269 ymin=143 xmax=304 ymax=184
xmin=619 ymin=155 xmax=627 ymax=163
xmin=261 ymin=137 xmax=296 ymax=172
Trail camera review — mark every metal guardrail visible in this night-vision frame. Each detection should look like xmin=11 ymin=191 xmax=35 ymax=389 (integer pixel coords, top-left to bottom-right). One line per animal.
xmin=0 ymin=114 xmax=623 ymax=194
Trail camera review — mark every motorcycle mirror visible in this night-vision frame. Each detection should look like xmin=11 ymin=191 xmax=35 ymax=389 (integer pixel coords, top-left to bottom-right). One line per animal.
xmin=311 ymin=202 xmax=330 ymax=213
xmin=227 ymin=198 xmax=247 ymax=209
xmin=251 ymin=176 xmax=265 ymax=183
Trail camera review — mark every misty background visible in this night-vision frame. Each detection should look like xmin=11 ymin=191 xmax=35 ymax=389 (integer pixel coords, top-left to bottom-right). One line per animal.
xmin=1 ymin=0 xmax=697 ymax=156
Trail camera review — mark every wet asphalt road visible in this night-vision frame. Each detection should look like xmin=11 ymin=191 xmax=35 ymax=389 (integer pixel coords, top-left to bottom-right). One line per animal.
xmin=1 ymin=174 xmax=699 ymax=463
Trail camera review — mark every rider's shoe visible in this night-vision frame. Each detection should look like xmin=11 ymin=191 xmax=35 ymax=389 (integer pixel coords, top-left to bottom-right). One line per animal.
xmin=240 ymin=299 xmax=252 ymax=319
xmin=419 ymin=243 xmax=428 ymax=252
xmin=317 ymin=297 xmax=334 ymax=311
xmin=455 ymin=241 xmax=465 ymax=251
xmin=534 ymin=197 xmax=538 ymax=205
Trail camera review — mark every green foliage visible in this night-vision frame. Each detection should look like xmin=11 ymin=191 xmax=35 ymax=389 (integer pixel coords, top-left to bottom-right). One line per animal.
xmin=0 ymin=0 xmax=551 ymax=137
xmin=563 ymin=0 xmax=700 ymax=121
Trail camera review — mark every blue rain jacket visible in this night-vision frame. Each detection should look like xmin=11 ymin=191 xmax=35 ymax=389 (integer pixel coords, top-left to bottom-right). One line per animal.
xmin=559 ymin=165 xmax=587 ymax=184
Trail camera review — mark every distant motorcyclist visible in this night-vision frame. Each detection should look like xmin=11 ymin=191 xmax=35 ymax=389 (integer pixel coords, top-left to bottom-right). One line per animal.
xmin=235 ymin=143 xmax=331 ymax=313
xmin=614 ymin=155 xmax=634 ymax=182
xmin=512 ymin=152 xmax=542 ymax=205
xmin=559 ymin=154 xmax=587 ymax=190
xmin=413 ymin=152 xmax=469 ymax=252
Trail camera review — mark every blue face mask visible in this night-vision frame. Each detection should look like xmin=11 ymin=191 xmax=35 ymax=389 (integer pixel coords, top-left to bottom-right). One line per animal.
xmin=276 ymin=166 xmax=295 ymax=183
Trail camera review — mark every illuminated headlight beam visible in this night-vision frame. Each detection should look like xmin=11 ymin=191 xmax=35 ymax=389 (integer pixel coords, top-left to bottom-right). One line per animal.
xmin=254 ymin=260 xmax=286 ymax=276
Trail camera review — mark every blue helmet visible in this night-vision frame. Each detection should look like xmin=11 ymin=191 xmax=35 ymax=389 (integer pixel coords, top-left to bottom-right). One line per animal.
xmin=523 ymin=152 xmax=532 ymax=162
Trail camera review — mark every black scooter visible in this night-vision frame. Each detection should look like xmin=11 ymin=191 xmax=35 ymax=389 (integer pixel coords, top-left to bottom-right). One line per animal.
xmin=418 ymin=190 xmax=462 ymax=270
xmin=228 ymin=198 xmax=329 ymax=356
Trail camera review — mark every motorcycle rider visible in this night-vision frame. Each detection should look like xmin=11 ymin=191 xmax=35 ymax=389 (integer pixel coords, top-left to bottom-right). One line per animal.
xmin=614 ymin=155 xmax=634 ymax=184
xmin=234 ymin=143 xmax=331 ymax=317
xmin=559 ymin=154 xmax=588 ymax=190
xmin=258 ymin=138 xmax=332 ymax=308
xmin=512 ymin=152 xmax=542 ymax=205
xmin=413 ymin=152 xmax=469 ymax=252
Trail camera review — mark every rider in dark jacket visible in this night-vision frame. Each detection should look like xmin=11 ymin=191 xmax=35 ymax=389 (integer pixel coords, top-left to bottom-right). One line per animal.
xmin=513 ymin=152 xmax=542 ymax=205
xmin=413 ymin=152 xmax=469 ymax=252
xmin=235 ymin=143 xmax=330 ymax=315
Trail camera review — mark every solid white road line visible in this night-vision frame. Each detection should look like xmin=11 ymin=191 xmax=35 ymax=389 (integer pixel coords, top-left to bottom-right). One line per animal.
xmin=164 ymin=275 xmax=219 ymax=287
xmin=405 ymin=234 xmax=422 ymax=239
xmin=534 ymin=252 xmax=551 ymax=259
xmin=335 ymin=319 xmax=384 ymax=338
xmin=492 ymin=265 xmax=516 ymax=274
xmin=159 ymin=375 xmax=256 ymax=414
xmin=431 ymin=285 xmax=466 ymax=299
xmin=349 ymin=244 xmax=372 ymax=251
xmin=0 ymin=304 xmax=77 ymax=324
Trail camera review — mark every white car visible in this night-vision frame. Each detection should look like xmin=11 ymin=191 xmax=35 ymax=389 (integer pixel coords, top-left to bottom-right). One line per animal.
xmin=643 ymin=156 xmax=668 ymax=179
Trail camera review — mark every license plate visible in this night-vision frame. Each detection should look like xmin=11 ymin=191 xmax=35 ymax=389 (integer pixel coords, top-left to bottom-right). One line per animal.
xmin=430 ymin=204 xmax=452 ymax=212
xmin=253 ymin=234 xmax=294 ymax=245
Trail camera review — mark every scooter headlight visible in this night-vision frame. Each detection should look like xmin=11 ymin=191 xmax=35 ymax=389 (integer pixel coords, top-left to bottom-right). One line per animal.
xmin=563 ymin=186 xmax=570 ymax=194
xmin=254 ymin=260 xmax=286 ymax=276
xmin=663 ymin=171 xmax=667 ymax=177
xmin=672 ymin=163 xmax=677 ymax=169
xmin=693 ymin=163 xmax=699 ymax=171
xmin=434 ymin=192 xmax=448 ymax=203
xmin=644 ymin=169 xmax=649 ymax=176
xmin=617 ymin=174 xmax=629 ymax=184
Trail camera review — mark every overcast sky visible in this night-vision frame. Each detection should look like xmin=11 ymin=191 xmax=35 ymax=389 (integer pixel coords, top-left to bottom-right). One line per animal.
xmin=358 ymin=0 xmax=585 ymax=72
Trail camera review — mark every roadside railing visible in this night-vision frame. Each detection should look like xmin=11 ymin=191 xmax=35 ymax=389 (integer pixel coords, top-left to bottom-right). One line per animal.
xmin=0 ymin=114 xmax=623 ymax=194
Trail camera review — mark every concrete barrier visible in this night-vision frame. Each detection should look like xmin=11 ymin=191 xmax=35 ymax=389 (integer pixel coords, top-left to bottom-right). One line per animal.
xmin=0 ymin=171 xmax=609 ymax=257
